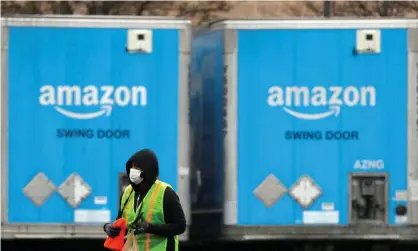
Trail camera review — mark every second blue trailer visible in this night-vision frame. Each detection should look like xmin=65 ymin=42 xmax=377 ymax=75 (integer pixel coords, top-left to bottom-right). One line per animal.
xmin=191 ymin=19 xmax=418 ymax=240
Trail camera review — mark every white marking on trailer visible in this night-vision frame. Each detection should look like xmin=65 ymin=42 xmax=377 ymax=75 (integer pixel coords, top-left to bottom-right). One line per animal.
xmin=74 ymin=178 xmax=90 ymax=206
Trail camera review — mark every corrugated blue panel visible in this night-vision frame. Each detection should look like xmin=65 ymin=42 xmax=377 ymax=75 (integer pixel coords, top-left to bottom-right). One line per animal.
xmin=236 ymin=29 xmax=407 ymax=225
xmin=8 ymin=27 xmax=180 ymax=223
xmin=190 ymin=31 xmax=224 ymax=210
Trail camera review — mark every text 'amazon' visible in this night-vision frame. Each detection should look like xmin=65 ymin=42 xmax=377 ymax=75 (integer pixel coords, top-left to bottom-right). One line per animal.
xmin=39 ymin=85 xmax=147 ymax=120
xmin=267 ymin=86 xmax=376 ymax=120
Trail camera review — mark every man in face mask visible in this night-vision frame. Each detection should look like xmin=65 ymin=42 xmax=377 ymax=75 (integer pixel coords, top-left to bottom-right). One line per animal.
xmin=103 ymin=149 xmax=186 ymax=251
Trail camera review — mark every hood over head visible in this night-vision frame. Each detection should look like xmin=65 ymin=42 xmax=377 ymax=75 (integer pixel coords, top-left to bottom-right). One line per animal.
xmin=126 ymin=149 xmax=159 ymax=188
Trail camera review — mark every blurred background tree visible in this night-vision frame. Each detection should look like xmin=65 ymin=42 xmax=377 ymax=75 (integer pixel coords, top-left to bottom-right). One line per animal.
xmin=0 ymin=1 xmax=232 ymax=25
xmin=1 ymin=1 xmax=418 ymax=25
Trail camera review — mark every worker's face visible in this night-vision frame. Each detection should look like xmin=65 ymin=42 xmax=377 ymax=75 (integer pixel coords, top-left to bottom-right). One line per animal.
xmin=129 ymin=165 xmax=144 ymax=184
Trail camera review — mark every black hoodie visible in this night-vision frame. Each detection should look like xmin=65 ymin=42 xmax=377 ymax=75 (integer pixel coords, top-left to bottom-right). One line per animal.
xmin=117 ymin=149 xmax=186 ymax=251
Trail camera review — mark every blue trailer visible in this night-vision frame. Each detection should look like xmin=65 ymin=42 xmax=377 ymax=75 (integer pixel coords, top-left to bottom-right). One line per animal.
xmin=191 ymin=19 xmax=418 ymax=240
xmin=1 ymin=15 xmax=191 ymax=240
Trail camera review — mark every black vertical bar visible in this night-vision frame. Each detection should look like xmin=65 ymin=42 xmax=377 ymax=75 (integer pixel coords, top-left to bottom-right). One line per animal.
xmin=324 ymin=1 xmax=332 ymax=18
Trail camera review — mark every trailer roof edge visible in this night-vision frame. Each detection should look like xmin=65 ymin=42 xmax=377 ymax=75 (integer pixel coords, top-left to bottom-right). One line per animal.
xmin=209 ymin=18 xmax=418 ymax=30
xmin=1 ymin=15 xmax=191 ymax=29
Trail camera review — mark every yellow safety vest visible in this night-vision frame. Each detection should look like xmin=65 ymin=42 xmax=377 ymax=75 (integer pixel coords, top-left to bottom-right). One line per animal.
xmin=120 ymin=180 xmax=179 ymax=251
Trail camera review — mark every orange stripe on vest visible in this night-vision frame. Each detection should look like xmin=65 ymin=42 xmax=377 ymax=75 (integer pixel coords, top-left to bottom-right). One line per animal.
xmin=145 ymin=182 xmax=162 ymax=251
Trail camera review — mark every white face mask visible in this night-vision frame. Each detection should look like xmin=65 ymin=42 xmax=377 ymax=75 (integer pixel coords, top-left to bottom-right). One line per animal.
xmin=129 ymin=169 xmax=144 ymax=184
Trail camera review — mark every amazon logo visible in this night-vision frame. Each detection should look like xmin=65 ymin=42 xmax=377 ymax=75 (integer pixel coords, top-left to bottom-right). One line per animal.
xmin=39 ymin=85 xmax=147 ymax=119
xmin=267 ymin=85 xmax=376 ymax=120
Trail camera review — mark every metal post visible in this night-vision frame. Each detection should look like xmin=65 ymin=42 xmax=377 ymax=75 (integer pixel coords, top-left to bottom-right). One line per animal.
xmin=324 ymin=1 xmax=332 ymax=18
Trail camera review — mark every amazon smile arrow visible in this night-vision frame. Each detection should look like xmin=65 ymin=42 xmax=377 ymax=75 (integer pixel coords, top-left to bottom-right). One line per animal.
xmin=54 ymin=105 xmax=112 ymax=120
xmin=283 ymin=105 xmax=341 ymax=120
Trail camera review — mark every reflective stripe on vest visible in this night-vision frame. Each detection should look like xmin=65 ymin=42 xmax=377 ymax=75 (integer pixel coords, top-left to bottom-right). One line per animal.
xmin=120 ymin=181 xmax=179 ymax=251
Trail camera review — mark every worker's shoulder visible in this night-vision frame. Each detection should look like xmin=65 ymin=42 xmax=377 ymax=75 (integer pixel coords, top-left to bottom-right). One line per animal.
xmin=157 ymin=180 xmax=173 ymax=190
xmin=156 ymin=180 xmax=179 ymax=200
xmin=162 ymin=185 xmax=180 ymax=202
xmin=123 ymin=184 xmax=133 ymax=193
xmin=163 ymin=185 xmax=175 ymax=194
